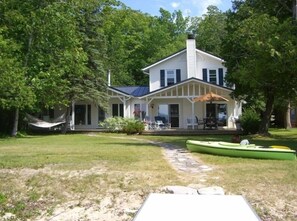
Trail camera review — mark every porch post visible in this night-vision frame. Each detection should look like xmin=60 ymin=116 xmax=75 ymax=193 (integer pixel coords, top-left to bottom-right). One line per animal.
xmin=71 ymin=101 xmax=75 ymax=130
xmin=192 ymin=102 xmax=195 ymax=129
xmin=145 ymin=103 xmax=149 ymax=120
xmin=123 ymin=97 xmax=127 ymax=118
xmin=146 ymin=98 xmax=154 ymax=121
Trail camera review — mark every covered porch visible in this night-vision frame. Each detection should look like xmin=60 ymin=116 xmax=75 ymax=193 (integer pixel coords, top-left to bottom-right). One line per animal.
xmin=138 ymin=78 xmax=240 ymax=130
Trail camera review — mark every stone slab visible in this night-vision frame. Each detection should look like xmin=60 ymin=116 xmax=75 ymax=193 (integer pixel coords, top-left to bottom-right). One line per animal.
xmin=198 ymin=186 xmax=225 ymax=195
xmin=162 ymin=186 xmax=198 ymax=195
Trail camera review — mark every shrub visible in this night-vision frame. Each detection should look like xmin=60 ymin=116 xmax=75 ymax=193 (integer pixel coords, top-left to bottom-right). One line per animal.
xmin=122 ymin=118 xmax=145 ymax=135
xmin=99 ymin=117 xmax=125 ymax=132
xmin=240 ymin=109 xmax=261 ymax=134
xmin=100 ymin=117 xmax=145 ymax=134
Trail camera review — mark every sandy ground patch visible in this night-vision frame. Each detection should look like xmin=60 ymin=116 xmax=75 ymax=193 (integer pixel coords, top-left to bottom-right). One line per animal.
xmin=0 ymin=166 xmax=152 ymax=221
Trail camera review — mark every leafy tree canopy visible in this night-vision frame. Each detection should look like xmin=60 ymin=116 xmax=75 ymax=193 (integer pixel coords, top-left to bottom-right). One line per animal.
xmin=223 ymin=0 xmax=297 ymax=134
xmin=194 ymin=5 xmax=227 ymax=57
xmin=0 ymin=29 xmax=35 ymax=110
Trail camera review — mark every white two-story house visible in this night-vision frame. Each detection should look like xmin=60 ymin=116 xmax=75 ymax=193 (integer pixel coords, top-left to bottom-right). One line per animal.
xmin=57 ymin=35 xmax=241 ymax=130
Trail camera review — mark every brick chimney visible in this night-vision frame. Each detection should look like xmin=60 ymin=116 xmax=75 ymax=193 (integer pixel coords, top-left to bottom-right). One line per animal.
xmin=186 ymin=34 xmax=197 ymax=78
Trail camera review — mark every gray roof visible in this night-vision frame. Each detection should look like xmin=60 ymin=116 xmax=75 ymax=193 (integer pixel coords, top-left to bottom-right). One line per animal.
xmin=112 ymin=86 xmax=149 ymax=97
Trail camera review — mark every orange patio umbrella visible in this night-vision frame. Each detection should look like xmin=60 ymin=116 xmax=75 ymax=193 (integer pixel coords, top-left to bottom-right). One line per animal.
xmin=193 ymin=92 xmax=229 ymax=103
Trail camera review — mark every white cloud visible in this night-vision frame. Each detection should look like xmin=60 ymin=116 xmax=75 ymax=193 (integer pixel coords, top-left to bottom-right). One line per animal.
xmin=191 ymin=0 xmax=222 ymax=7
xmin=171 ymin=2 xmax=180 ymax=9
xmin=183 ymin=9 xmax=192 ymax=16
xmin=202 ymin=0 xmax=222 ymax=14
xmin=191 ymin=0 xmax=222 ymax=15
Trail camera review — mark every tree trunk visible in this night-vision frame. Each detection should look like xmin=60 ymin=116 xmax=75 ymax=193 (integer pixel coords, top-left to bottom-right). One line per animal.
xmin=293 ymin=0 xmax=297 ymax=20
xmin=61 ymin=105 xmax=71 ymax=134
xmin=258 ymin=94 xmax=274 ymax=135
xmin=285 ymin=102 xmax=292 ymax=129
xmin=11 ymin=108 xmax=19 ymax=137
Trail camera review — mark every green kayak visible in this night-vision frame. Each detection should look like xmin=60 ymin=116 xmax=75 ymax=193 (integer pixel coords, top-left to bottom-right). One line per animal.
xmin=186 ymin=140 xmax=296 ymax=160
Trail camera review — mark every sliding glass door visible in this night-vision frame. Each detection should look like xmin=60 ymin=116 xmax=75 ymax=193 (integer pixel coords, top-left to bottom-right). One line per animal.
xmin=158 ymin=104 xmax=179 ymax=127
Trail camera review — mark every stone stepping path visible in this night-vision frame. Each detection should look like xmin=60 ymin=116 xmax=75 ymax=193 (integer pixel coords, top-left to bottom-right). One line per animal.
xmin=147 ymin=141 xmax=212 ymax=174
xmin=106 ymin=135 xmax=212 ymax=175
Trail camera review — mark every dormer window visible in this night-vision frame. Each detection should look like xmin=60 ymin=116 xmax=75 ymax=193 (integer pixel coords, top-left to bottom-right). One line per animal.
xmin=160 ymin=69 xmax=181 ymax=87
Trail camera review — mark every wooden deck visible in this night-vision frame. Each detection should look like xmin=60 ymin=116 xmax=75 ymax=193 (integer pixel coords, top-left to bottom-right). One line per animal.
xmin=72 ymin=128 xmax=241 ymax=136
xmin=142 ymin=128 xmax=241 ymax=136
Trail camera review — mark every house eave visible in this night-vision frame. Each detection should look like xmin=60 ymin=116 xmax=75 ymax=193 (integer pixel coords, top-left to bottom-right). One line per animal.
xmin=142 ymin=49 xmax=186 ymax=74
xmin=108 ymin=87 xmax=132 ymax=97
xmin=196 ymin=49 xmax=225 ymax=63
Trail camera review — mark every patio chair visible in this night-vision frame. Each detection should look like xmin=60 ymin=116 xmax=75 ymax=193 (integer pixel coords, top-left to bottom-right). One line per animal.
xmin=154 ymin=116 xmax=165 ymax=129
xmin=155 ymin=120 xmax=165 ymax=129
xmin=195 ymin=116 xmax=205 ymax=128
xmin=187 ymin=118 xmax=198 ymax=129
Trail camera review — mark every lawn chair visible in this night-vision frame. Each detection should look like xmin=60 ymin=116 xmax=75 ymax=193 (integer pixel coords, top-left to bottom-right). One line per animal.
xmin=187 ymin=118 xmax=198 ymax=129
xmin=154 ymin=116 xmax=165 ymax=129
xmin=195 ymin=116 xmax=205 ymax=129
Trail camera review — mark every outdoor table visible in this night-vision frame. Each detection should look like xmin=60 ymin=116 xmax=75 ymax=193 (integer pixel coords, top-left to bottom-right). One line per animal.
xmin=203 ymin=117 xmax=218 ymax=130
xmin=133 ymin=193 xmax=260 ymax=221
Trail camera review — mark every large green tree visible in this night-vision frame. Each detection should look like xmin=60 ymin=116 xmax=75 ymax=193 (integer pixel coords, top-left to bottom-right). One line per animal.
xmin=102 ymin=7 xmax=190 ymax=86
xmin=0 ymin=0 xmax=110 ymax=135
xmin=0 ymin=30 xmax=35 ymax=135
xmin=194 ymin=5 xmax=227 ymax=57
xmin=103 ymin=7 xmax=151 ymax=86
xmin=223 ymin=0 xmax=297 ymax=134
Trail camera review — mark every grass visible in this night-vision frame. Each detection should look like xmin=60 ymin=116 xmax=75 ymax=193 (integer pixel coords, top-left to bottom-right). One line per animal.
xmin=0 ymin=130 xmax=297 ymax=220
xmin=0 ymin=134 xmax=182 ymax=220
xmin=0 ymin=134 xmax=164 ymax=170
xmin=147 ymin=129 xmax=297 ymax=221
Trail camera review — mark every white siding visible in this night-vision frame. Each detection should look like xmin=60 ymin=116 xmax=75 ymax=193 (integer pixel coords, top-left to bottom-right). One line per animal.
xmin=196 ymin=51 xmax=227 ymax=84
xmin=149 ymin=52 xmax=187 ymax=92
xmin=149 ymin=50 xmax=227 ymax=92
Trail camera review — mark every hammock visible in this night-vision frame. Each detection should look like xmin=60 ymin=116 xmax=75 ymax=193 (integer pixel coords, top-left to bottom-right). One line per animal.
xmin=26 ymin=113 xmax=66 ymax=129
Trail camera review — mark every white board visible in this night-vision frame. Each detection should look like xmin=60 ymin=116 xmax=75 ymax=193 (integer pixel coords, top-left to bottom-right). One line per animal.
xmin=133 ymin=194 xmax=260 ymax=221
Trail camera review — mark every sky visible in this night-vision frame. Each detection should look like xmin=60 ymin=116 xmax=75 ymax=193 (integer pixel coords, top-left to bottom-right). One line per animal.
xmin=120 ymin=0 xmax=233 ymax=17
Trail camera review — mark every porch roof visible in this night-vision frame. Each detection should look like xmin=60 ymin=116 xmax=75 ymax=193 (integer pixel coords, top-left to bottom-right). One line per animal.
xmin=108 ymin=78 xmax=233 ymax=100
xmin=138 ymin=77 xmax=233 ymax=99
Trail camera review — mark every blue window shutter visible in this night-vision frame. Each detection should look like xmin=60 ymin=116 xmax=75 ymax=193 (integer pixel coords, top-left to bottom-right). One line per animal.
xmin=202 ymin=68 xmax=207 ymax=82
xmin=176 ymin=69 xmax=181 ymax=82
xmin=218 ymin=68 xmax=224 ymax=86
xmin=160 ymin=70 xmax=165 ymax=87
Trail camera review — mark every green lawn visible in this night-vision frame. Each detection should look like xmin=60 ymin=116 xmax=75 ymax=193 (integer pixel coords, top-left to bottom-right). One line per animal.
xmin=148 ymin=129 xmax=297 ymax=221
xmin=0 ymin=130 xmax=296 ymax=220
xmin=0 ymin=134 xmax=183 ymax=220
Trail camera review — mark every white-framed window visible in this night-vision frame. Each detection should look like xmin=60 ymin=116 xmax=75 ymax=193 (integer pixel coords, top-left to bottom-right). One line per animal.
xmin=203 ymin=68 xmax=224 ymax=86
xmin=166 ymin=69 xmax=176 ymax=86
xmin=160 ymin=69 xmax=181 ymax=87
xmin=209 ymin=70 xmax=217 ymax=84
